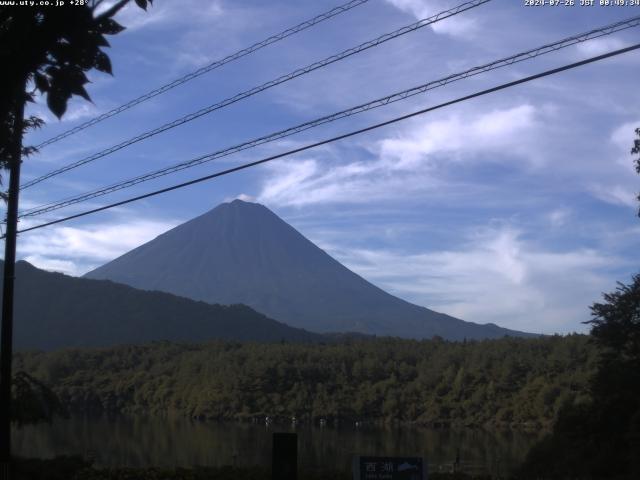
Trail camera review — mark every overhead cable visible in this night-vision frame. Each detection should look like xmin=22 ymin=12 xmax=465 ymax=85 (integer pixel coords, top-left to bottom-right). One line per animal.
xmin=22 ymin=0 xmax=491 ymax=189
xmin=33 ymin=0 xmax=372 ymax=150
xmin=18 ymin=15 xmax=640 ymax=219
xmin=11 ymin=42 xmax=640 ymax=238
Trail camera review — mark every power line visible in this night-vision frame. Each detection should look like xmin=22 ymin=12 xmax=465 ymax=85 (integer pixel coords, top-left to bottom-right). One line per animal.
xmin=22 ymin=0 xmax=491 ymax=190
xmin=18 ymin=15 xmax=640 ymax=219
xmin=33 ymin=0 xmax=372 ymax=150
xmin=11 ymin=43 xmax=640 ymax=238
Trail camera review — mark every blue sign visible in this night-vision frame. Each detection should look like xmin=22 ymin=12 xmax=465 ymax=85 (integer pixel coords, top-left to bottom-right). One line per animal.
xmin=353 ymin=456 xmax=426 ymax=480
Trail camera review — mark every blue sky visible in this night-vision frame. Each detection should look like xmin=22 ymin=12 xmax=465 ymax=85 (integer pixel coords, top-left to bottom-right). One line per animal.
xmin=11 ymin=0 xmax=640 ymax=334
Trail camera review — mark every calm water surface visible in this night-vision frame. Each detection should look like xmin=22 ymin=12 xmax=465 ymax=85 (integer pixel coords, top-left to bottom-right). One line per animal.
xmin=13 ymin=415 xmax=542 ymax=475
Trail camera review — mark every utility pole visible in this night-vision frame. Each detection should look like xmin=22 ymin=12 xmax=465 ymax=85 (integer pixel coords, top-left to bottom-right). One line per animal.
xmin=0 ymin=83 xmax=26 ymax=480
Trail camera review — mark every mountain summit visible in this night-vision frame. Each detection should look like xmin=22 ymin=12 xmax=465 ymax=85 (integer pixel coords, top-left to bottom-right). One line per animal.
xmin=85 ymin=200 xmax=531 ymax=339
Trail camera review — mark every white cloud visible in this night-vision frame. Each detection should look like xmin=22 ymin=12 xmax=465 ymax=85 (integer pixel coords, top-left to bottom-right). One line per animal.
xmin=224 ymin=193 xmax=256 ymax=203
xmin=328 ymin=226 xmax=620 ymax=333
xmin=377 ymin=104 xmax=539 ymax=169
xmin=21 ymin=256 xmax=79 ymax=276
xmin=110 ymin=0 xmax=271 ymax=72
xmin=258 ymin=104 xmax=540 ymax=207
xmin=23 ymin=91 xmax=104 ymax=131
xmin=578 ymin=121 xmax=639 ymax=209
xmin=16 ymin=218 xmax=179 ymax=276
xmin=258 ymin=155 xmax=445 ymax=207
xmin=589 ymin=184 xmax=637 ymax=208
xmin=576 ymin=37 xmax=629 ymax=57
xmin=111 ymin=0 xmax=224 ymax=32
xmin=610 ymin=120 xmax=639 ymax=172
xmin=547 ymin=208 xmax=571 ymax=227
xmin=384 ymin=0 xmax=481 ymax=38
xmin=61 ymin=102 xmax=102 ymax=123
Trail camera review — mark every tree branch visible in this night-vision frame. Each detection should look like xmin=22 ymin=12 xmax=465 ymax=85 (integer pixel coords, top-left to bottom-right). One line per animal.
xmin=95 ymin=0 xmax=130 ymax=21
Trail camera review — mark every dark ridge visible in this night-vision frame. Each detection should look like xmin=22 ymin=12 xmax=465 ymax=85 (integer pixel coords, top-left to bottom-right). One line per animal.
xmin=2 ymin=260 xmax=324 ymax=351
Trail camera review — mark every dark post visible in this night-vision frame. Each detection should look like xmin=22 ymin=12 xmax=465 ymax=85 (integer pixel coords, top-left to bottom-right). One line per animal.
xmin=272 ymin=432 xmax=297 ymax=480
xmin=0 ymin=85 xmax=25 ymax=480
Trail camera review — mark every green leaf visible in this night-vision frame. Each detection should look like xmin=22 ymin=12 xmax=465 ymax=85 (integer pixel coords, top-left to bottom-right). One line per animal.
xmin=71 ymin=83 xmax=92 ymax=102
xmin=24 ymin=116 xmax=45 ymax=130
xmin=49 ymin=67 xmax=90 ymax=102
xmin=94 ymin=51 xmax=112 ymax=75
xmin=34 ymin=72 xmax=49 ymax=93
xmin=47 ymin=91 xmax=68 ymax=119
xmin=93 ymin=33 xmax=110 ymax=48
xmin=98 ymin=18 xmax=125 ymax=35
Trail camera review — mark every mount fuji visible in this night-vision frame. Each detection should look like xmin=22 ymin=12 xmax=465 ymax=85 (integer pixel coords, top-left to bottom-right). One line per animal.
xmin=85 ymin=200 xmax=533 ymax=340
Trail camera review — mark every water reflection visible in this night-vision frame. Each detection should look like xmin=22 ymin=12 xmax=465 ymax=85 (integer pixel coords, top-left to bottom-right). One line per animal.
xmin=13 ymin=415 xmax=541 ymax=475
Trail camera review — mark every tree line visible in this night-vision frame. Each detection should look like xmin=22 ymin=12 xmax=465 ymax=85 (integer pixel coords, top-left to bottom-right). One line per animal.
xmin=15 ymin=334 xmax=596 ymax=429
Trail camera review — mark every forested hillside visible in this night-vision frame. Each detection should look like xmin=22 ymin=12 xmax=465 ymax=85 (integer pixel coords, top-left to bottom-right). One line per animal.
xmin=15 ymin=335 xmax=596 ymax=428
xmin=3 ymin=261 xmax=323 ymax=350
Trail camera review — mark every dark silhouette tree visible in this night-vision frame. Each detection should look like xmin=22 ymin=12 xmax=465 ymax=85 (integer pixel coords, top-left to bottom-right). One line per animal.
xmin=11 ymin=372 xmax=66 ymax=426
xmin=0 ymin=0 xmax=152 ymax=475
xmin=1 ymin=0 xmax=154 ymax=166
xmin=589 ymin=276 xmax=640 ymax=371
xmin=633 ymin=127 xmax=640 ymax=217
xmin=584 ymin=275 xmax=640 ymax=478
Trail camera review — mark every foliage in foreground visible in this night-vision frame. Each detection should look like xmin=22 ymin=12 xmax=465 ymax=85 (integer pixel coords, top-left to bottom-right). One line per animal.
xmin=15 ymin=457 xmax=268 ymax=480
xmin=12 ymin=371 xmax=66 ymax=426
xmin=518 ymin=274 xmax=640 ymax=479
xmin=14 ymin=456 xmax=494 ymax=480
xmin=15 ymin=335 xmax=595 ymax=428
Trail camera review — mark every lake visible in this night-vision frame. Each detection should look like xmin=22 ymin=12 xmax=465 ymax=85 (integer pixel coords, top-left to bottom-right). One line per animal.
xmin=13 ymin=415 xmax=542 ymax=476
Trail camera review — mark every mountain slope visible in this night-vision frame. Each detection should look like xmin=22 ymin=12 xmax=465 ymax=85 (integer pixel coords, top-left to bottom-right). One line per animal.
xmin=85 ymin=200 xmax=532 ymax=340
xmin=3 ymin=260 xmax=323 ymax=351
